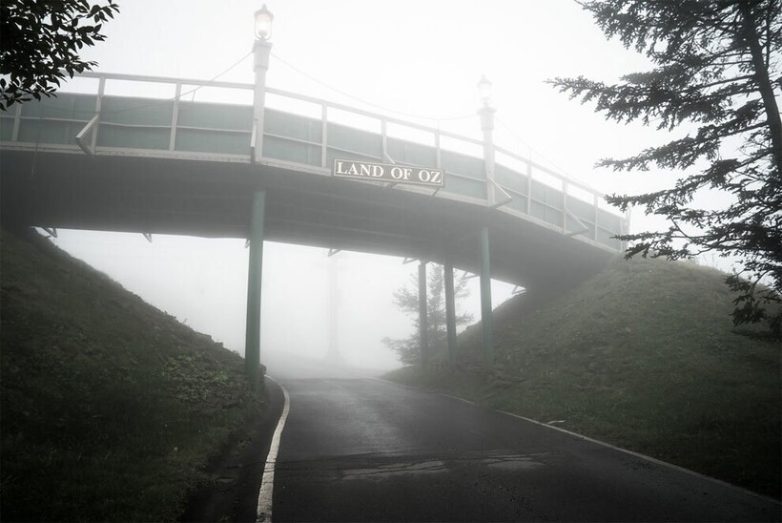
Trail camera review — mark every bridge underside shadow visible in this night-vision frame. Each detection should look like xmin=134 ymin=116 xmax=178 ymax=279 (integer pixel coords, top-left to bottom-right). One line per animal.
xmin=1 ymin=150 xmax=615 ymax=291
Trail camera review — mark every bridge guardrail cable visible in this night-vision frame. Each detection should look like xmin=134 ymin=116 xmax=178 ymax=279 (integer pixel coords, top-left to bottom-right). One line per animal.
xmin=263 ymin=86 xmax=485 ymax=148
xmin=11 ymin=51 xmax=255 ymax=123
xmin=270 ymin=52 xmax=475 ymax=124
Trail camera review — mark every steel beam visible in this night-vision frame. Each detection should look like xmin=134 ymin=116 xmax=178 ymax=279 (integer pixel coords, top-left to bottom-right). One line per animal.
xmin=245 ymin=191 xmax=266 ymax=387
xmin=444 ymin=262 xmax=457 ymax=364
xmin=418 ymin=261 xmax=428 ymax=366
xmin=479 ymin=226 xmax=494 ymax=366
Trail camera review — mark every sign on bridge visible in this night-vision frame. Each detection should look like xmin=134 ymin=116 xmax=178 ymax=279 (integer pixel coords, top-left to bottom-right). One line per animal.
xmin=332 ymin=159 xmax=444 ymax=188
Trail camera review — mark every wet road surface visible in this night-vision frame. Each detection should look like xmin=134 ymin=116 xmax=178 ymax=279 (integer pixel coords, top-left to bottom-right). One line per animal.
xmin=271 ymin=376 xmax=781 ymax=522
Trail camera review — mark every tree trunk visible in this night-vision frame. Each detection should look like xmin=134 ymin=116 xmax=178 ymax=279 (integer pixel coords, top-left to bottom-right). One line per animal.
xmin=740 ymin=1 xmax=782 ymax=177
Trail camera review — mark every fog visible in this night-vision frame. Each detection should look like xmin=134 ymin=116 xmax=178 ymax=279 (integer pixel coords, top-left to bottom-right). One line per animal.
xmin=49 ymin=230 xmax=514 ymax=370
xmin=41 ymin=0 xmax=737 ymax=371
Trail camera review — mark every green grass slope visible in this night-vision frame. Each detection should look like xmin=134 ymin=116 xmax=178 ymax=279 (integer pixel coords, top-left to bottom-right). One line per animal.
xmin=0 ymin=229 xmax=265 ymax=522
xmin=388 ymin=257 xmax=781 ymax=498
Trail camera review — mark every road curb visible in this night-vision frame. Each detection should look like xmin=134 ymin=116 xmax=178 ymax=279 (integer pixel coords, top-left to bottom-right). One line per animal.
xmin=255 ymin=376 xmax=291 ymax=523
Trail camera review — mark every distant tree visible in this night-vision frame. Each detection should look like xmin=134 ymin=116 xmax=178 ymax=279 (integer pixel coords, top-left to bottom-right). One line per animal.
xmin=551 ymin=0 xmax=782 ymax=337
xmin=383 ymin=265 xmax=473 ymax=365
xmin=0 ymin=0 xmax=119 ymax=111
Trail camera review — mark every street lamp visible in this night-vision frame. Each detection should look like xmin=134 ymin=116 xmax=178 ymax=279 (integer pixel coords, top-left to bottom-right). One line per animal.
xmin=245 ymin=5 xmax=274 ymax=387
xmin=254 ymin=4 xmax=273 ymax=41
xmin=476 ymin=74 xmax=496 ymax=367
xmin=477 ymin=75 xmax=493 ymax=108
xmin=476 ymin=75 xmax=496 ymax=195
xmin=477 ymin=74 xmax=496 ymax=139
xmin=252 ymin=4 xmax=273 ymax=163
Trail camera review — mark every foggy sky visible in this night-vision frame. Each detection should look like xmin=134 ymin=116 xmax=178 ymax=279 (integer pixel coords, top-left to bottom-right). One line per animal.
xmin=45 ymin=1 xmax=733 ymax=369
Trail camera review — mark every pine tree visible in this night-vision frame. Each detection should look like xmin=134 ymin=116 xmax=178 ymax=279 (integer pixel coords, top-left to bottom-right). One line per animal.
xmin=382 ymin=265 xmax=473 ymax=365
xmin=551 ymin=0 xmax=782 ymax=337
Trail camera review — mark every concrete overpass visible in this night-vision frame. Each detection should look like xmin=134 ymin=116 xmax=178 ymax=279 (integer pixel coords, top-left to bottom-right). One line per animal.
xmin=0 ymin=69 xmax=627 ymax=378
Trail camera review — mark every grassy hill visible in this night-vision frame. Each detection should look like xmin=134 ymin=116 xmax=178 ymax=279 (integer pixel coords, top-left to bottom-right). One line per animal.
xmin=388 ymin=257 xmax=781 ymax=498
xmin=0 ymin=228 xmax=266 ymax=521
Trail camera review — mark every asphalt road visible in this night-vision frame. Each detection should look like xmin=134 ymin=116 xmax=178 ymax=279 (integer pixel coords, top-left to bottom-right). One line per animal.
xmin=270 ymin=374 xmax=781 ymax=522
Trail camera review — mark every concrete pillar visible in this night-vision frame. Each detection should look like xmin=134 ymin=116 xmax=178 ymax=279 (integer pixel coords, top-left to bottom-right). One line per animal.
xmin=479 ymin=226 xmax=494 ymax=366
xmin=444 ymin=262 xmax=457 ymax=364
xmin=245 ymin=191 xmax=266 ymax=387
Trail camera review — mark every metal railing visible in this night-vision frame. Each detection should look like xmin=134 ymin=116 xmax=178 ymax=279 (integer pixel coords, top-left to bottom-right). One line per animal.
xmin=0 ymin=71 xmax=628 ymax=251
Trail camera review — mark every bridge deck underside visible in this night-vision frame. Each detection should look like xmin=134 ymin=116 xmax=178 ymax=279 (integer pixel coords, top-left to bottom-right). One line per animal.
xmin=1 ymin=150 xmax=615 ymax=291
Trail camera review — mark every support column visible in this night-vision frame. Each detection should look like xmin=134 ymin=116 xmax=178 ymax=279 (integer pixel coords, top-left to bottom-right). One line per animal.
xmin=444 ymin=262 xmax=457 ymax=364
xmin=327 ymin=255 xmax=340 ymax=362
xmin=479 ymin=226 xmax=494 ymax=366
xmin=245 ymin=191 xmax=266 ymax=387
xmin=418 ymin=261 xmax=428 ymax=366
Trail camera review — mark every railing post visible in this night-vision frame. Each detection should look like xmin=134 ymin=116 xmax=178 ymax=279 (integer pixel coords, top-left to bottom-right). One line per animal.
xmin=479 ymin=226 xmax=494 ymax=366
xmin=526 ymin=160 xmax=532 ymax=214
xmin=91 ymin=76 xmax=106 ymax=151
xmin=444 ymin=261 xmax=457 ymax=364
xmin=434 ymin=129 xmax=441 ymax=170
xmin=562 ymin=181 xmax=569 ymax=232
xmin=418 ymin=261 xmax=429 ymax=366
xmin=169 ymin=83 xmax=181 ymax=151
xmin=321 ymin=104 xmax=328 ymax=168
xmin=11 ymin=101 xmax=22 ymax=142
xmin=245 ymin=191 xmax=266 ymax=388
xmin=253 ymin=39 xmax=272 ymax=163
xmin=479 ymin=105 xmax=496 ymax=206
xmin=381 ymin=119 xmax=388 ymax=162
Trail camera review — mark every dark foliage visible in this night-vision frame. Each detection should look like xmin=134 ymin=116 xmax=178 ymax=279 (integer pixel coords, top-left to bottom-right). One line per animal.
xmin=383 ymin=264 xmax=473 ymax=365
xmin=551 ymin=0 xmax=782 ymax=337
xmin=0 ymin=0 xmax=119 ymax=111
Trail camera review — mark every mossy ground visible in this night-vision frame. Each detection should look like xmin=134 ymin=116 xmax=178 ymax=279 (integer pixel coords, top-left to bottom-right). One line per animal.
xmin=1 ymin=229 xmax=266 ymax=521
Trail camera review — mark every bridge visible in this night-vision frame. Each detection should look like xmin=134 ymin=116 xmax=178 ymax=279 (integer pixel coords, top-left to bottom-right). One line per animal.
xmin=0 ymin=65 xmax=627 ymax=378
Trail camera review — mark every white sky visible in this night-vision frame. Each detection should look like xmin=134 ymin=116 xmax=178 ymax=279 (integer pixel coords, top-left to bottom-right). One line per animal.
xmin=46 ymin=0 xmax=710 ymax=370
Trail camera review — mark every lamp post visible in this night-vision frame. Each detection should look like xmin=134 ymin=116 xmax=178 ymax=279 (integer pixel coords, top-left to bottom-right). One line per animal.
xmin=477 ymin=75 xmax=496 ymax=205
xmin=253 ymin=4 xmax=273 ymax=163
xmin=477 ymin=75 xmax=495 ymax=367
xmin=245 ymin=5 xmax=273 ymax=388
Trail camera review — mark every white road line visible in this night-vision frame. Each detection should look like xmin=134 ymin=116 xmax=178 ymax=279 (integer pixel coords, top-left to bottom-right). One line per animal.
xmin=439 ymin=392 xmax=476 ymax=405
xmin=496 ymin=407 xmax=781 ymax=505
xmin=256 ymin=376 xmax=291 ymax=523
xmin=383 ymin=379 xmax=780 ymax=506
